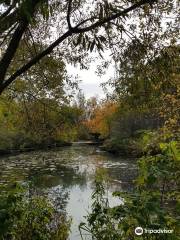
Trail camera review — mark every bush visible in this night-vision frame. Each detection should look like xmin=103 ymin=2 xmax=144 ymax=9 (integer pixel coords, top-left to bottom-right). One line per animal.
xmin=103 ymin=136 xmax=142 ymax=156
xmin=81 ymin=140 xmax=180 ymax=239
xmin=0 ymin=183 xmax=71 ymax=240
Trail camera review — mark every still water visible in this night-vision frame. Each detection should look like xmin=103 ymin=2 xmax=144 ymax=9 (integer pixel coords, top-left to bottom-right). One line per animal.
xmin=0 ymin=143 xmax=137 ymax=240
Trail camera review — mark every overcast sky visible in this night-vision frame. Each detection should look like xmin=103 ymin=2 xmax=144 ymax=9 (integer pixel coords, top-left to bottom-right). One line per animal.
xmin=67 ymin=54 xmax=115 ymax=99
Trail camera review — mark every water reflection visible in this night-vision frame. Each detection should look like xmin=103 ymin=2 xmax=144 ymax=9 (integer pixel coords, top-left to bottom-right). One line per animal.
xmin=0 ymin=144 xmax=137 ymax=240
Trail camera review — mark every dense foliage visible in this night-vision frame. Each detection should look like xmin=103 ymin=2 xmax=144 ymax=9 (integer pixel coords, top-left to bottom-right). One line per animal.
xmin=80 ymin=140 xmax=180 ymax=239
xmin=79 ymin=28 xmax=180 ymax=240
xmin=0 ymin=0 xmax=180 ymax=239
xmin=0 ymin=93 xmax=84 ymax=152
xmin=84 ymin=100 xmax=117 ymax=139
xmin=0 ymin=48 xmax=85 ymax=153
xmin=100 ymin=45 xmax=180 ymax=155
xmin=0 ymin=183 xmax=71 ymax=240
xmin=0 ymin=0 xmax=179 ymax=93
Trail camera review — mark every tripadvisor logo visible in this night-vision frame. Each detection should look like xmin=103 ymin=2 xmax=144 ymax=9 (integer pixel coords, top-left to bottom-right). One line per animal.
xmin=135 ymin=227 xmax=173 ymax=235
xmin=135 ymin=227 xmax=143 ymax=235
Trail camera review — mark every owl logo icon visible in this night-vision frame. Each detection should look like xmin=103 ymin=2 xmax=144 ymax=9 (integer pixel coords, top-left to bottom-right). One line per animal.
xmin=135 ymin=227 xmax=143 ymax=235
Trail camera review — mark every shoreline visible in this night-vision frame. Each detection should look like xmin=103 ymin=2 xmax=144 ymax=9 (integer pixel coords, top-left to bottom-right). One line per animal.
xmin=0 ymin=141 xmax=72 ymax=157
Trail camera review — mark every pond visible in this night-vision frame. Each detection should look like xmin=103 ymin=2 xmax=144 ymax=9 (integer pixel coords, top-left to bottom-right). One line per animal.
xmin=0 ymin=143 xmax=137 ymax=240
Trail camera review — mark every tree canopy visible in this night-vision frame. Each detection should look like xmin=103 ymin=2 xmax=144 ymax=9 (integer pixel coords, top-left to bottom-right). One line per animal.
xmin=0 ymin=0 xmax=179 ymax=94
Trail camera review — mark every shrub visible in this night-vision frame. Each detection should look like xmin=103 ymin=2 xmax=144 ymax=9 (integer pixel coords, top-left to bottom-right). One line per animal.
xmin=0 ymin=183 xmax=71 ymax=240
xmin=80 ymin=141 xmax=180 ymax=239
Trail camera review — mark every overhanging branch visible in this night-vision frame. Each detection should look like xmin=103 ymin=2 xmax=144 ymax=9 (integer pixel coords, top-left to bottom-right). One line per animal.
xmin=72 ymin=0 xmax=157 ymax=33
xmin=67 ymin=0 xmax=73 ymax=30
xmin=0 ymin=0 xmax=157 ymax=94
xmin=0 ymin=10 xmax=19 ymax=36
xmin=0 ymin=30 xmax=72 ymax=94
xmin=0 ymin=21 xmax=28 ymax=83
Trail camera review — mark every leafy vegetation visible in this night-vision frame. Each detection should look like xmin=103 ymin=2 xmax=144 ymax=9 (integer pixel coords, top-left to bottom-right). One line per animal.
xmin=92 ymin=45 xmax=180 ymax=156
xmin=84 ymin=99 xmax=117 ymax=139
xmin=1 ymin=0 xmax=179 ymax=93
xmin=80 ymin=140 xmax=180 ymax=239
xmin=0 ymin=0 xmax=180 ymax=239
xmin=0 ymin=183 xmax=71 ymax=240
xmin=78 ymin=23 xmax=180 ymax=240
xmin=0 ymin=93 xmax=84 ymax=153
xmin=0 ymin=51 xmax=85 ymax=153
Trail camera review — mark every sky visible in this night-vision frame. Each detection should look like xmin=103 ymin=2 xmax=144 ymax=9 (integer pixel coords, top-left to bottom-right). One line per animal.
xmin=67 ymin=56 xmax=115 ymax=99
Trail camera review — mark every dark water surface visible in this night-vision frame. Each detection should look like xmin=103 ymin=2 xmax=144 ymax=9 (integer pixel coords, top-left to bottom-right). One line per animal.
xmin=0 ymin=143 xmax=137 ymax=240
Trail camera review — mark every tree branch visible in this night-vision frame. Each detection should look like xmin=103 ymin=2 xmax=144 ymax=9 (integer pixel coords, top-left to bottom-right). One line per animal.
xmin=72 ymin=0 xmax=157 ymax=33
xmin=0 ymin=10 xmax=19 ymax=36
xmin=0 ymin=21 xmax=28 ymax=84
xmin=0 ymin=30 xmax=72 ymax=94
xmin=75 ymin=17 xmax=97 ymax=29
xmin=0 ymin=22 xmax=18 ymax=47
xmin=0 ymin=5 xmax=14 ymax=20
xmin=0 ymin=0 xmax=157 ymax=94
xmin=67 ymin=0 xmax=73 ymax=30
